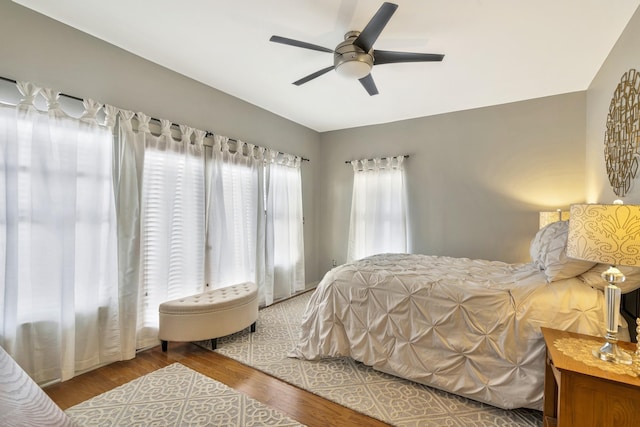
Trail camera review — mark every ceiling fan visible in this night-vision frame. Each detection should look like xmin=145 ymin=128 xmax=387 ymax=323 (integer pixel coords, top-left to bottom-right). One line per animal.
xmin=269 ymin=2 xmax=444 ymax=96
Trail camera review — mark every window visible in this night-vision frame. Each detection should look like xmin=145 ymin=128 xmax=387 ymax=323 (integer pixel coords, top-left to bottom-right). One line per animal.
xmin=0 ymin=87 xmax=119 ymax=383
xmin=347 ymin=156 xmax=408 ymax=262
xmin=137 ymin=123 xmax=205 ymax=349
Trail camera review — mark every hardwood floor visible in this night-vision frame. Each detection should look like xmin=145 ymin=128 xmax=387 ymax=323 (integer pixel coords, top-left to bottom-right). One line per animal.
xmin=44 ymin=342 xmax=391 ymax=427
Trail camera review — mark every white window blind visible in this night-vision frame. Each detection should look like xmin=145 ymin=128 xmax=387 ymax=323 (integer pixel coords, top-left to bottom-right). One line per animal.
xmin=136 ymin=118 xmax=205 ymax=349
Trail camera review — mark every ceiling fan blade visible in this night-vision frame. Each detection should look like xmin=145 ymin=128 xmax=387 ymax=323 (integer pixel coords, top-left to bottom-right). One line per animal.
xmin=293 ymin=66 xmax=335 ymax=86
xmin=358 ymin=74 xmax=379 ymax=96
xmin=353 ymin=2 xmax=398 ymax=52
xmin=269 ymin=35 xmax=333 ymax=53
xmin=373 ymin=50 xmax=444 ymax=65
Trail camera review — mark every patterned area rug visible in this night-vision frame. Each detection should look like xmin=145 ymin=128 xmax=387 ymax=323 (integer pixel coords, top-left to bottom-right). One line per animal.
xmin=196 ymin=291 xmax=543 ymax=427
xmin=65 ymin=363 xmax=304 ymax=426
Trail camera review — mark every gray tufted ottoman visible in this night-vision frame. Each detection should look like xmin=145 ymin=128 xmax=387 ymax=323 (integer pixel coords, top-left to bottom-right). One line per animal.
xmin=158 ymin=282 xmax=258 ymax=351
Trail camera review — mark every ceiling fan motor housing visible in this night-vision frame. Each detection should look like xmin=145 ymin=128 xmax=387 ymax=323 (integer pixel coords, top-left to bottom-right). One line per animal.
xmin=334 ymin=31 xmax=373 ymax=79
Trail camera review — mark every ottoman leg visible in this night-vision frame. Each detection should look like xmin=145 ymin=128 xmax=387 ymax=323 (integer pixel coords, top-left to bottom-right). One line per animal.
xmin=250 ymin=322 xmax=257 ymax=333
xmin=161 ymin=340 xmax=168 ymax=352
xmin=211 ymin=338 xmax=217 ymax=350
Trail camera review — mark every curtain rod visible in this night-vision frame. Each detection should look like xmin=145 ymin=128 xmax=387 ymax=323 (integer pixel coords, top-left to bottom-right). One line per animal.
xmin=344 ymin=154 xmax=409 ymax=164
xmin=0 ymin=75 xmax=309 ymax=162
xmin=0 ymin=75 xmax=84 ymax=102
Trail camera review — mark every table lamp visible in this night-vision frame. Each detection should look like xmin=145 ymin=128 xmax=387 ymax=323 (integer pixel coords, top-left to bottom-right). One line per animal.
xmin=566 ymin=203 xmax=640 ymax=365
xmin=539 ymin=209 xmax=570 ymax=229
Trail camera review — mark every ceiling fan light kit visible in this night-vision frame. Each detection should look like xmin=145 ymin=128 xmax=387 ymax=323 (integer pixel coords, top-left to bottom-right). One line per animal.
xmin=334 ymin=32 xmax=373 ymax=79
xmin=269 ymin=2 xmax=444 ymax=96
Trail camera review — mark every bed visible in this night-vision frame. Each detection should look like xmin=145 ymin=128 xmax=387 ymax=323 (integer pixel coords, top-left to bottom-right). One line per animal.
xmin=290 ymin=221 xmax=639 ymax=410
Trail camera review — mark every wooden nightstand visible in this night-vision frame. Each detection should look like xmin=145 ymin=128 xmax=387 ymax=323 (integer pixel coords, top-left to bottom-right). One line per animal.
xmin=541 ymin=327 xmax=640 ymax=427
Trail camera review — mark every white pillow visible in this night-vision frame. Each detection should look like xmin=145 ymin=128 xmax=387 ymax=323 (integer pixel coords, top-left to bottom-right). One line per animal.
xmin=578 ymin=264 xmax=640 ymax=294
xmin=529 ymin=221 xmax=597 ymax=282
xmin=529 ymin=230 xmax=544 ymax=269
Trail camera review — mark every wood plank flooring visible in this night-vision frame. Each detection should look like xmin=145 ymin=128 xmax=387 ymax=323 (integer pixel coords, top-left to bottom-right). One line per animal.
xmin=44 ymin=342 xmax=391 ymax=427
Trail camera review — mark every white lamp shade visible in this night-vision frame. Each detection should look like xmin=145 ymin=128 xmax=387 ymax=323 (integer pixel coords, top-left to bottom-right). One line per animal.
xmin=539 ymin=210 xmax=570 ymax=229
xmin=566 ymin=204 xmax=640 ymax=266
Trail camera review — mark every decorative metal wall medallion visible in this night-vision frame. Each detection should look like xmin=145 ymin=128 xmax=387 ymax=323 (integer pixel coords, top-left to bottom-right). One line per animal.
xmin=604 ymin=69 xmax=640 ymax=197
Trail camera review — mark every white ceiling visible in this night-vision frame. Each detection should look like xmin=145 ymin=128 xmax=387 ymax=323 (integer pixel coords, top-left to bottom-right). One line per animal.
xmin=13 ymin=0 xmax=640 ymax=132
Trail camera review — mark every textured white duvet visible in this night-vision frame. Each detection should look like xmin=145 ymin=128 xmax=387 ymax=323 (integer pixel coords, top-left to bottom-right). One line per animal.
xmin=290 ymin=253 xmax=611 ymax=410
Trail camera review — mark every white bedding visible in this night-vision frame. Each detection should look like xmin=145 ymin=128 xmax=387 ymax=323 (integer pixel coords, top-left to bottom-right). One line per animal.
xmin=290 ymin=253 xmax=615 ymax=410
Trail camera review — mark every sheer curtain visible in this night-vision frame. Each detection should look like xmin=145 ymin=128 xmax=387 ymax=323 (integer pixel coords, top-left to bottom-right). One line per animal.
xmin=0 ymin=82 xmax=120 ymax=383
xmin=112 ymin=110 xmax=144 ymax=360
xmin=205 ymin=136 xmax=266 ymax=300
xmin=131 ymin=115 xmax=206 ymax=349
xmin=347 ymin=156 xmax=408 ymax=262
xmin=0 ymin=78 xmax=307 ymax=383
xmin=205 ymin=142 xmax=304 ymax=306
xmin=264 ymin=151 xmax=305 ymax=305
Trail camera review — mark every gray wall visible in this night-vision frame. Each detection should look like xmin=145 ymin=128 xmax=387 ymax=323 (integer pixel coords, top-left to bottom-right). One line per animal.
xmin=318 ymin=93 xmax=587 ymax=272
xmin=587 ymin=6 xmax=640 ymax=204
xmin=0 ymin=0 xmax=322 ymax=283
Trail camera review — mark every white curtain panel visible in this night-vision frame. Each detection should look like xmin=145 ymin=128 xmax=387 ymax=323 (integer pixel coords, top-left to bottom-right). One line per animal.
xmin=0 ymin=82 xmax=120 ymax=383
xmin=0 ymin=79 xmax=308 ymax=382
xmin=112 ymin=109 xmax=145 ymax=360
xmin=135 ymin=116 xmax=206 ymax=349
xmin=205 ymin=136 xmax=262 ymax=294
xmin=347 ymin=156 xmax=408 ymax=262
xmin=264 ymin=151 xmax=305 ymax=305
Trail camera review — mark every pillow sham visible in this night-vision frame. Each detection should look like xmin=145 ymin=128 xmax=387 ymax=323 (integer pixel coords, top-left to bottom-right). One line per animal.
xmin=529 ymin=220 xmax=596 ymax=282
xmin=529 ymin=224 xmax=547 ymax=269
xmin=529 ymin=221 xmax=565 ymax=268
xmin=578 ymin=263 xmax=640 ymax=294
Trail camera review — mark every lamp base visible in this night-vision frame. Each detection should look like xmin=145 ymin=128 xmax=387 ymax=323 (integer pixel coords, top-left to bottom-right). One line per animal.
xmin=592 ymin=340 xmax=633 ymax=365
xmin=593 ymin=269 xmax=633 ymax=365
